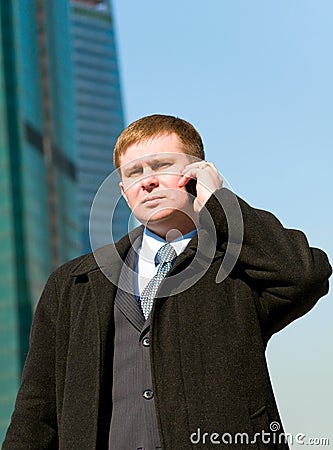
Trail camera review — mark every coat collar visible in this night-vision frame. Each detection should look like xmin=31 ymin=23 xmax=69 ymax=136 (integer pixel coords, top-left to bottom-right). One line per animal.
xmin=69 ymin=225 xmax=144 ymax=277
xmin=69 ymin=224 xmax=224 ymax=280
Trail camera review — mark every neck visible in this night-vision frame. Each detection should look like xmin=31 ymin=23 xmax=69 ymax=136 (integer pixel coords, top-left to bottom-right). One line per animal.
xmin=146 ymin=212 xmax=198 ymax=242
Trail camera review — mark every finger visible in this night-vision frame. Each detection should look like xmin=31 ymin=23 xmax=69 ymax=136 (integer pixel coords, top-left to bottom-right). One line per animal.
xmin=183 ymin=161 xmax=215 ymax=170
xmin=177 ymin=174 xmax=193 ymax=188
xmin=182 ymin=161 xmax=218 ymax=173
xmin=180 ymin=168 xmax=202 ymax=181
xmin=181 ymin=166 xmax=215 ymax=180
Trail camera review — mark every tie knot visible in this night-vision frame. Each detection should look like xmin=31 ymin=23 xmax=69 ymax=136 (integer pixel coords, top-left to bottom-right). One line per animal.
xmin=156 ymin=243 xmax=177 ymax=265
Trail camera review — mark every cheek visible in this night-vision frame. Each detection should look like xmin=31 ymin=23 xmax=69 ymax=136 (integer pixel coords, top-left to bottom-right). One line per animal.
xmin=161 ymin=173 xmax=182 ymax=189
xmin=123 ymin=184 xmax=140 ymax=206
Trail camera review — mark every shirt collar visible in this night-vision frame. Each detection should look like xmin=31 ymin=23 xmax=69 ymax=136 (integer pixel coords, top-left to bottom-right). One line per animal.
xmin=141 ymin=227 xmax=198 ymax=265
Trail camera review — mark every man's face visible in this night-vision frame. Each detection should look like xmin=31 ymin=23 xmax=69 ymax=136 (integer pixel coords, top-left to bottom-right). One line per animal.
xmin=119 ymin=133 xmax=196 ymax=235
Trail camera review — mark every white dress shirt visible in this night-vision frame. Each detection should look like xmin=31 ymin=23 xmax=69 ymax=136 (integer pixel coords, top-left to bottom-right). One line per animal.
xmin=137 ymin=228 xmax=197 ymax=295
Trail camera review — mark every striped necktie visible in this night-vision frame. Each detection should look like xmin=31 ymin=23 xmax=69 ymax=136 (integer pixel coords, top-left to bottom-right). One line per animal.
xmin=140 ymin=243 xmax=177 ymax=319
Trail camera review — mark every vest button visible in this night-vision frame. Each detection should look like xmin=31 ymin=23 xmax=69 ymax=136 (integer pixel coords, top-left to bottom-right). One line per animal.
xmin=142 ymin=337 xmax=150 ymax=347
xmin=142 ymin=389 xmax=154 ymax=400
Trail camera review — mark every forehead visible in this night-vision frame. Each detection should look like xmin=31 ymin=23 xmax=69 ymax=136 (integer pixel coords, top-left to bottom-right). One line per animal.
xmin=119 ymin=133 xmax=187 ymax=166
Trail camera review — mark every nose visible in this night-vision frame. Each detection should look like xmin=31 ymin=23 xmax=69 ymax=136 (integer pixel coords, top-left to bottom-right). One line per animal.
xmin=141 ymin=169 xmax=159 ymax=192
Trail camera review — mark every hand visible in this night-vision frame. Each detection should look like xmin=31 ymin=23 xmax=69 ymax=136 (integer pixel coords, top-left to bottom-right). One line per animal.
xmin=178 ymin=161 xmax=223 ymax=212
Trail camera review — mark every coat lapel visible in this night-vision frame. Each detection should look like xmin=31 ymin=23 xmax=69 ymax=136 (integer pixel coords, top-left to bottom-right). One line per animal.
xmin=70 ymin=226 xmax=145 ymax=329
xmin=114 ymin=242 xmax=145 ymax=332
xmin=67 ymin=227 xmax=144 ymax=446
xmin=157 ymin=227 xmax=224 ymax=298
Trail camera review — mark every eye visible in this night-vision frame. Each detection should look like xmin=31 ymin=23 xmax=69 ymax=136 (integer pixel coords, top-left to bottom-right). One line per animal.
xmin=154 ymin=162 xmax=171 ymax=170
xmin=127 ymin=167 xmax=142 ymax=177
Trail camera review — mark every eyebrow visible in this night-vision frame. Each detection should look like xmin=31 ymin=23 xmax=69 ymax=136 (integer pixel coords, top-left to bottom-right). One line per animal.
xmin=123 ymin=162 xmax=142 ymax=174
xmin=122 ymin=156 xmax=176 ymax=176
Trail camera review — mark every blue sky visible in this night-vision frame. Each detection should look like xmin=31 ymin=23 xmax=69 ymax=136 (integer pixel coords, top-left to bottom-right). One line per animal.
xmin=112 ymin=0 xmax=332 ymax=446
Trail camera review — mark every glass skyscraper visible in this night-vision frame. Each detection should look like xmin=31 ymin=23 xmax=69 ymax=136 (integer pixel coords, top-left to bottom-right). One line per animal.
xmin=1 ymin=0 xmax=131 ymax=442
xmin=71 ymin=0 xmax=131 ymax=253
xmin=0 ymin=0 xmax=80 ymax=441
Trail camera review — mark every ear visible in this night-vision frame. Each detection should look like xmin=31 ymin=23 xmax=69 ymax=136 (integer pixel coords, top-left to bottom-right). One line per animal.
xmin=119 ymin=181 xmax=128 ymax=203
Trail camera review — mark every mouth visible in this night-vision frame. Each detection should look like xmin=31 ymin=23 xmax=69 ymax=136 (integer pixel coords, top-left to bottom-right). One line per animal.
xmin=142 ymin=195 xmax=165 ymax=205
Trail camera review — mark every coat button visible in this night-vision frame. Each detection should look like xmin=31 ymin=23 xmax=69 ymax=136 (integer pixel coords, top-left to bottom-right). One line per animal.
xmin=142 ymin=389 xmax=154 ymax=400
xmin=142 ymin=337 xmax=150 ymax=347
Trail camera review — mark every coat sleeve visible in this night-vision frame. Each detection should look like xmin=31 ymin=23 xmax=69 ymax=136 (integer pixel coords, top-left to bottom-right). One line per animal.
xmin=200 ymin=188 xmax=332 ymax=340
xmin=2 ymin=272 xmax=59 ymax=449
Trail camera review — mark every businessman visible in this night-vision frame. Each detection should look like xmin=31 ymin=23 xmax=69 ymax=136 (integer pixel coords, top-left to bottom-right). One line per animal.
xmin=3 ymin=114 xmax=331 ymax=449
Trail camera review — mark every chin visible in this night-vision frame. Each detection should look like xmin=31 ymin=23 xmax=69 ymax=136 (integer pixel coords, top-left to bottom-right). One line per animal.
xmin=145 ymin=208 xmax=176 ymax=224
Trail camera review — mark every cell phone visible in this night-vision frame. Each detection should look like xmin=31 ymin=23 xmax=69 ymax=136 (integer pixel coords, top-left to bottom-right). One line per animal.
xmin=185 ymin=178 xmax=197 ymax=197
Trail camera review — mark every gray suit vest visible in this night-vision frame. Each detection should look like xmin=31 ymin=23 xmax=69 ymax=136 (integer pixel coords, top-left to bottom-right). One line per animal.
xmin=108 ymin=245 xmax=162 ymax=450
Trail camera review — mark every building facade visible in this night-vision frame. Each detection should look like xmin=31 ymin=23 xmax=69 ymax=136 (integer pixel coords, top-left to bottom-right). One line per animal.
xmin=0 ymin=0 xmax=130 ymax=442
xmin=0 ymin=0 xmax=80 ymax=441
xmin=71 ymin=0 xmax=131 ymax=253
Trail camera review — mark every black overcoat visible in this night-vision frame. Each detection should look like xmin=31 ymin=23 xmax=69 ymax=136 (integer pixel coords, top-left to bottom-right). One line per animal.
xmin=3 ymin=189 xmax=331 ymax=449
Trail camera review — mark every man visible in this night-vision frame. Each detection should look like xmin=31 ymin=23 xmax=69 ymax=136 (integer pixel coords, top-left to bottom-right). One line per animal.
xmin=3 ymin=115 xmax=331 ymax=449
